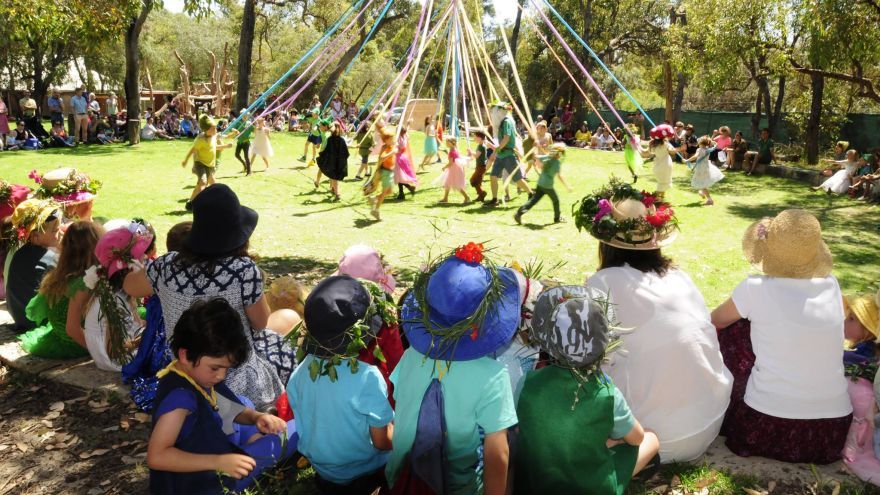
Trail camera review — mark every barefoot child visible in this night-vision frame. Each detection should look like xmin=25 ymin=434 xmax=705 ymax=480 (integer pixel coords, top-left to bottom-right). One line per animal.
xmin=147 ymin=298 xmax=296 ymax=494
xmin=515 ymin=286 xmax=660 ymax=493
xmin=438 ymin=137 xmax=470 ymax=204
xmin=367 ymin=128 xmax=397 ymax=221
xmin=181 ymin=115 xmax=234 ymax=210
xmin=249 ymin=117 xmax=273 ymax=171
xmin=685 ymin=136 xmax=724 ymax=205
xmin=514 ymin=143 xmax=571 ymax=225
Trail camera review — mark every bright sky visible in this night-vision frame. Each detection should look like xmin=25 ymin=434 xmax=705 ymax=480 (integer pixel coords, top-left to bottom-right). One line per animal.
xmin=163 ymin=0 xmax=518 ymax=22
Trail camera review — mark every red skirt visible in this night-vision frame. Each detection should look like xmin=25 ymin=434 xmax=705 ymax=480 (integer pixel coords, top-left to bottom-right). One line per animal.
xmin=717 ymin=319 xmax=851 ymax=464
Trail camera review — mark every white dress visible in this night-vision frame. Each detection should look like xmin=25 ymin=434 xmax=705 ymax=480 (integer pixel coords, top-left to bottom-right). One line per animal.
xmin=586 ymin=266 xmax=733 ymax=462
xmin=83 ymin=290 xmax=143 ymax=372
xmin=251 ymin=127 xmax=274 ymax=158
xmin=819 ymin=160 xmax=858 ymax=194
xmin=691 ymin=147 xmax=725 ymax=190
xmin=651 ymin=142 xmax=676 ymax=192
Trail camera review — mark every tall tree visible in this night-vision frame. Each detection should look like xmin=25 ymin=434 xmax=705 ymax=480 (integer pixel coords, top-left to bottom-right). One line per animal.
xmin=235 ymin=0 xmax=258 ymax=111
xmin=124 ymin=0 xmax=154 ymax=145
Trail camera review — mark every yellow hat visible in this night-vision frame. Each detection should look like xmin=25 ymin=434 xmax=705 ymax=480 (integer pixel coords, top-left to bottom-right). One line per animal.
xmin=265 ymin=275 xmax=307 ymax=318
xmin=11 ymin=199 xmax=60 ymax=243
xmin=845 ymin=295 xmax=880 ymax=341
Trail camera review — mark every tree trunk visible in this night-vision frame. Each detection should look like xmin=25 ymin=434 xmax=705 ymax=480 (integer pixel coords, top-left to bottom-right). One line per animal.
xmin=125 ymin=0 xmax=152 ymax=145
xmin=770 ymin=76 xmax=786 ymax=136
xmin=805 ymin=73 xmax=824 ymax=164
xmin=508 ymin=0 xmax=526 ymax=85
xmin=317 ymin=39 xmax=365 ymax=104
xmin=750 ymin=80 xmax=764 ymax=138
xmin=672 ymin=73 xmax=686 ymax=123
xmin=663 ymin=61 xmax=673 ymax=122
xmin=544 ymin=79 xmax=572 ymax=117
xmin=236 ymin=0 xmax=256 ymax=111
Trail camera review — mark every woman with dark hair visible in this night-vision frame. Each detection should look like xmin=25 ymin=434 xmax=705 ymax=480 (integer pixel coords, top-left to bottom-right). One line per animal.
xmin=576 ymin=182 xmax=732 ymax=462
xmin=125 ymin=184 xmax=292 ymax=409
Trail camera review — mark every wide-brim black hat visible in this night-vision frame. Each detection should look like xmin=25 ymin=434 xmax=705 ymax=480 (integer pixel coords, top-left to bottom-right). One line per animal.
xmin=184 ymin=184 xmax=258 ymax=255
xmin=303 ymin=275 xmax=380 ymax=357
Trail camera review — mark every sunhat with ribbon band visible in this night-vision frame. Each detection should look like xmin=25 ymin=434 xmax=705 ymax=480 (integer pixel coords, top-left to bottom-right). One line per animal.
xmin=184 ymin=184 xmax=258 ymax=256
xmin=741 ymin=209 xmax=832 ymax=279
xmin=95 ymin=225 xmax=155 ymax=279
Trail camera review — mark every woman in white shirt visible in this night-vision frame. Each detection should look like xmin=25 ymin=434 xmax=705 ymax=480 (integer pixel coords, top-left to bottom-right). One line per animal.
xmin=711 ymin=209 xmax=851 ymax=464
xmin=578 ymin=187 xmax=733 ymax=462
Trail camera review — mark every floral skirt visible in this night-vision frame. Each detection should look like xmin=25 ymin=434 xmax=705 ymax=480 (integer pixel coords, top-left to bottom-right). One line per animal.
xmin=718 ymin=319 xmax=851 ymax=464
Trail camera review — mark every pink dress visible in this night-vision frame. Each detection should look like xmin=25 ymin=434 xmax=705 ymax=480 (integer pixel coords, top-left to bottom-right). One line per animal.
xmin=438 ymin=148 xmax=467 ymax=191
xmin=842 ymin=378 xmax=880 ymax=486
xmin=0 ymin=99 xmax=9 ymax=135
xmin=393 ymin=134 xmax=418 ymax=186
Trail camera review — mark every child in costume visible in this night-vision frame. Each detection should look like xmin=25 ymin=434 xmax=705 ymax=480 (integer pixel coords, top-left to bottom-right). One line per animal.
xmin=19 ymin=221 xmax=103 ymax=359
xmin=394 ymin=120 xmax=418 ymax=200
xmin=641 ymin=124 xmax=678 ymax=199
xmin=334 ymin=244 xmax=405 ymax=405
xmin=419 ymin=115 xmax=439 ymax=170
xmin=181 ymin=115 xmax=234 ymax=210
xmin=286 ymin=275 xmax=395 ymax=494
xmin=0 ymin=181 xmax=31 ymax=300
xmin=816 ymin=149 xmax=859 ymax=194
xmin=299 ymin=109 xmax=322 ymax=166
xmin=231 ymin=109 xmax=253 ymax=175
xmin=468 ymin=129 xmax=493 ymax=202
xmin=147 ymin=298 xmax=296 ymax=494
xmin=6 ymin=198 xmax=60 ymax=332
xmin=387 ymin=244 xmax=519 ymax=494
xmin=514 ymin=143 xmax=572 ymax=225
xmin=366 ymin=128 xmax=397 ymax=221
xmin=514 ymin=285 xmax=660 ymax=494
xmin=623 ymin=124 xmax=645 ymax=183
xmin=353 ymin=121 xmax=374 ymax=181
xmin=438 ymin=136 xmax=470 ymax=204
xmin=82 ymin=223 xmax=154 ymax=371
xmin=249 ymin=117 xmax=273 ymax=171
xmin=685 ymin=136 xmax=725 ymax=206
xmin=315 ymin=120 xmax=350 ymax=201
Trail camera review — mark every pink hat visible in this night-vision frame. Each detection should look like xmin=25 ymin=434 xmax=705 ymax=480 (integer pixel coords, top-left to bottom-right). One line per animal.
xmin=0 ymin=184 xmax=31 ymax=219
xmin=95 ymin=225 xmax=154 ymax=278
xmin=649 ymin=124 xmax=676 ymax=140
xmin=334 ymin=244 xmax=396 ymax=294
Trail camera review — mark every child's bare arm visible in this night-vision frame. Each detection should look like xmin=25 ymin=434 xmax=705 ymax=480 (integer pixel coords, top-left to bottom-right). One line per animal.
xmin=216 ymin=142 xmax=233 ymax=150
xmin=369 ymin=423 xmax=393 ymax=451
xmin=622 ymin=420 xmax=646 ymax=446
xmin=147 ymin=408 xmax=256 ymax=478
xmin=482 ymin=429 xmax=509 ymax=495
xmin=234 ymin=408 xmax=287 ymax=435
xmin=558 ymin=172 xmax=572 ymax=192
xmin=181 ymin=146 xmax=195 ymax=167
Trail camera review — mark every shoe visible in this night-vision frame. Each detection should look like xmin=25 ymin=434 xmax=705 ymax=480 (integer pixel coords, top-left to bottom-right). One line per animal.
xmin=307 ymin=160 xmax=316 ymax=167
xmin=370 ymin=208 xmax=381 ymax=221
xmin=705 ymin=199 xmax=714 ymax=206
xmin=527 ymin=192 xmax=534 ymax=200
xmin=504 ymin=195 xmax=511 ymax=202
xmin=396 ymin=193 xmax=405 ymax=201
xmin=483 ymin=198 xmax=499 ymax=207
xmin=184 ymin=201 xmax=193 ymax=211
xmin=476 ymin=191 xmax=487 ymax=202
xmin=631 ymin=174 xmax=638 ymax=184
xmin=514 ymin=212 xmax=522 ymax=224
xmin=407 ymin=185 xmax=417 ymax=196
xmin=298 ymin=155 xmax=306 ymax=162
xmin=354 ymin=175 xmax=362 ymax=181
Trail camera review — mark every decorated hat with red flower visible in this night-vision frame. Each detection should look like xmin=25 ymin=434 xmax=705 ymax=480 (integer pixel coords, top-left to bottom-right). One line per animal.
xmin=401 ymin=242 xmax=521 ymax=361
xmin=649 ymin=124 xmax=676 ymax=140
xmin=572 ymin=177 xmax=679 ymax=250
xmin=0 ymin=180 xmax=31 ymax=220
xmin=31 ymin=168 xmax=101 ymax=205
xmin=10 ymin=198 xmax=60 ymax=244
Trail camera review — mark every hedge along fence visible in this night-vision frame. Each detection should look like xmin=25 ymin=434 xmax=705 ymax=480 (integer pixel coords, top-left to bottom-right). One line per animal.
xmin=568 ymin=108 xmax=880 ymax=153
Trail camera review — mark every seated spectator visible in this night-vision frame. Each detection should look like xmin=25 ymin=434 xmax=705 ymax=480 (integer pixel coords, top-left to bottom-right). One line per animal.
xmin=11 ymin=120 xmax=32 ymax=148
xmin=726 ymin=131 xmax=748 ymax=171
xmin=597 ymin=128 xmax=615 ymax=150
xmin=711 ymin=126 xmax=732 ymax=166
xmin=848 ymin=156 xmax=876 ymax=200
xmin=178 ymin=115 xmax=196 ymax=138
xmin=288 ymin=110 xmax=300 ymax=132
xmin=712 ymin=210 xmax=851 ymax=464
xmin=141 ymin=117 xmax=175 ymax=141
xmin=613 ymin=127 xmax=625 ymax=150
xmin=573 ymin=122 xmax=591 ymax=148
xmin=6 ymin=200 xmax=62 ymax=332
xmin=95 ymin=117 xmax=114 ymax=144
xmin=833 ymin=141 xmax=849 ymax=161
xmin=743 ymin=128 xmax=776 ymax=175
xmin=682 ymin=125 xmax=698 ymax=158
xmin=49 ymin=121 xmax=74 ymax=148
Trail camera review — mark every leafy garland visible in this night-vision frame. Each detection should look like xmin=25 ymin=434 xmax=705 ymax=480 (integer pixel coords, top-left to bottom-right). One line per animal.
xmin=409 ymin=242 xmax=506 ymax=360
xmin=30 ymin=169 xmax=101 ymax=202
xmin=292 ymin=279 xmax=396 ymax=382
xmin=0 ymin=180 xmax=12 ymax=206
xmin=83 ymin=265 xmax=136 ymax=365
xmin=571 ymin=176 xmax=678 ymax=245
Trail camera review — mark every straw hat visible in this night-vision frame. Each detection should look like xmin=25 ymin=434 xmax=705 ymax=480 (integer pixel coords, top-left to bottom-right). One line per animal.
xmin=844 ymin=295 xmax=879 ymax=341
xmin=741 ymin=209 xmax=832 ymax=279
xmin=603 ymin=198 xmax=678 ymax=250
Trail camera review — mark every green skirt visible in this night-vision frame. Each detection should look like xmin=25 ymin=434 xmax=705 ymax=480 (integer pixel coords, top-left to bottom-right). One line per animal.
xmin=19 ymin=323 xmax=88 ymax=359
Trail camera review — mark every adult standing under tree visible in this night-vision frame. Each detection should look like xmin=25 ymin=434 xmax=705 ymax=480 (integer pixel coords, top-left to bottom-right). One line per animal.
xmin=47 ymin=89 xmax=63 ymax=125
xmin=70 ymin=88 xmax=89 ymax=145
xmin=485 ymin=101 xmax=532 ymax=206
xmin=19 ymin=90 xmax=46 ymax=139
xmin=105 ymin=92 xmax=118 ymax=117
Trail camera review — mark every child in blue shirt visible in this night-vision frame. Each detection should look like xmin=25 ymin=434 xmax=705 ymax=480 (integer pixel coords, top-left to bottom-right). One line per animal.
xmin=146 ymin=298 xmax=296 ymax=494
xmin=286 ymin=275 xmax=394 ymax=494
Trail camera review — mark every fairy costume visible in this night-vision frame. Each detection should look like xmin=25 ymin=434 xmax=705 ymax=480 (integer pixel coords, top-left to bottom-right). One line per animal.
xmin=690 ymin=146 xmax=725 ymax=191
xmin=316 ymin=129 xmax=350 ymax=181
xmin=423 ymin=122 xmax=438 ymax=155
xmin=19 ymin=277 xmax=89 ymax=359
xmin=150 ymin=364 xmax=297 ymax=494
xmin=624 ymin=135 xmax=644 ymax=179
xmin=393 ymin=133 xmax=418 ymax=186
xmin=437 ymin=147 xmax=467 ymax=191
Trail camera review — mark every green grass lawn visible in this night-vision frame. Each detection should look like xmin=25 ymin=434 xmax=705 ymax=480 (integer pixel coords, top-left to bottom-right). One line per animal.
xmin=2 ymin=131 xmax=878 ymax=307
xmin=3 ymin=132 xmax=879 ymax=493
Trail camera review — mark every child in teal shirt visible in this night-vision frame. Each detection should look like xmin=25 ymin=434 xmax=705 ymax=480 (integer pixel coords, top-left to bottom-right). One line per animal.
xmin=515 ymin=142 xmax=572 ymax=225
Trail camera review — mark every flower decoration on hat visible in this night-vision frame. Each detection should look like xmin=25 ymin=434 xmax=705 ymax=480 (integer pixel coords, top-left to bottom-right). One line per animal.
xmin=84 ymin=224 xmax=155 ymax=365
xmin=489 ymin=100 xmax=513 ymax=111
xmin=455 ymin=242 xmax=485 ymax=264
xmin=572 ymin=177 xmax=679 ymax=250
xmin=10 ymin=198 xmax=60 ymax=245
xmin=31 ymin=168 xmax=101 ymax=205
xmin=0 ymin=180 xmax=31 ymax=220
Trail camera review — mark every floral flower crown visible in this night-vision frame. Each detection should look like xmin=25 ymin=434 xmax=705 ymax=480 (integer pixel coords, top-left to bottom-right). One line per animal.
xmin=30 ymin=169 xmax=101 ymax=204
xmin=0 ymin=180 xmax=15 ymax=206
xmin=572 ymin=177 xmax=679 ymax=246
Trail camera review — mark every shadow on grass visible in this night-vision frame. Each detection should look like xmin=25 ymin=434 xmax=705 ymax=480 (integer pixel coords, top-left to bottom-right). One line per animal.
xmin=258 ymin=255 xmax=338 ymax=284
xmin=164 ymin=209 xmax=191 ymax=216
xmin=353 ymin=218 xmax=378 ymax=229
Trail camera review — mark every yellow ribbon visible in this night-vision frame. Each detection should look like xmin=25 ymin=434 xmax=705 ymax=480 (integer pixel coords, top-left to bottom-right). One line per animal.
xmin=156 ymin=360 xmax=219 ymax=410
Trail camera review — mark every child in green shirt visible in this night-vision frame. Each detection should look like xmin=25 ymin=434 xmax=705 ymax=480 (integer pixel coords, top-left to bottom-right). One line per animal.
xmin=514 ymin=142 xmax=572 ymax=225
xmin=298 ymin=109 xmax=322 ymax=166
xmin=353 ymin=121 xmax=374 ymax=181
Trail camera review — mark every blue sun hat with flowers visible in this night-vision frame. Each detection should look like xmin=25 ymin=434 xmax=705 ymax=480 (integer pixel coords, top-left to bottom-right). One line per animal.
xmin=401 ymin=242 xmax=521 ymax=361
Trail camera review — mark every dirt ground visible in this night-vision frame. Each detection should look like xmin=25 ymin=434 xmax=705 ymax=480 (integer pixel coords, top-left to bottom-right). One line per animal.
xmin=0 ymin=366 xmax=149 ymax=495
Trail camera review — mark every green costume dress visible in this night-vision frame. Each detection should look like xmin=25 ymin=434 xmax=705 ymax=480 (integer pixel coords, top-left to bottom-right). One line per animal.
xmin=515 ymin=366 xmax=638 ymax=495
xmin=19 ymin=277 xmax=89 ymax=359
xmin=624 ymin=136 xmax=644 ymax=178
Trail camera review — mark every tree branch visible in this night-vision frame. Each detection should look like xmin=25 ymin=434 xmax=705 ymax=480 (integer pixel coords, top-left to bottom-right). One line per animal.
xmin=789 ymin=59 xmax=880 ymax=103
